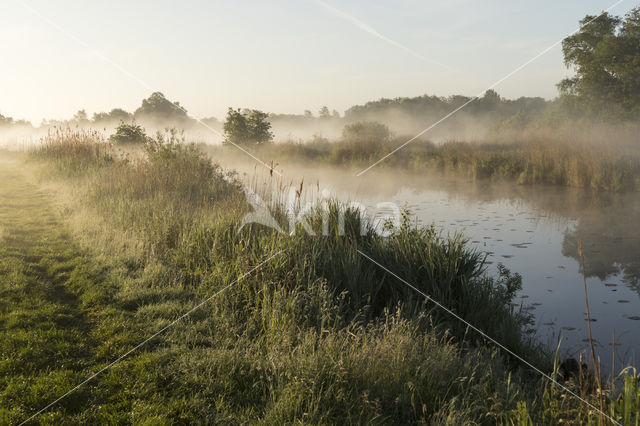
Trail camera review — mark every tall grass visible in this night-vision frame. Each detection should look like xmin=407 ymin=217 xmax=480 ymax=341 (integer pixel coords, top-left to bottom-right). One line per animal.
xmin=8 ymin=129 xmax=638 ymax=423
xmin=29 ymin=127 xmax=114 ymax=175
xmin=221 ymin=132 xmax=640 ymax=192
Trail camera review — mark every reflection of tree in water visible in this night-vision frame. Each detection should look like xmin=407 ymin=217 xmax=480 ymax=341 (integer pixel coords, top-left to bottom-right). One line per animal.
xmin=562 ymin=194 xmax=640 ymax=295
xmin=425 ymin=179 xmax=640 ymax=296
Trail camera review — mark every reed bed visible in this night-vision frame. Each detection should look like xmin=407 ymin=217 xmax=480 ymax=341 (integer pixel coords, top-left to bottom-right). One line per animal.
xmin=230 ymin=132 xmax=640 ymax=192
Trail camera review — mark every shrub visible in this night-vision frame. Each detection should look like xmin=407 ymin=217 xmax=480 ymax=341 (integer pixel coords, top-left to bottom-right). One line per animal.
xmin=109 ymin=122 xmax=147 ymax=144
xmin=341 ymin=121 xmax=391 ymax=143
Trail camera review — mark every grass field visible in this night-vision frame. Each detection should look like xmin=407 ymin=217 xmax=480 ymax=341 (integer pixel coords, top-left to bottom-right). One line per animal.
xmin=0 ymin=129 xmax=638 ymax=424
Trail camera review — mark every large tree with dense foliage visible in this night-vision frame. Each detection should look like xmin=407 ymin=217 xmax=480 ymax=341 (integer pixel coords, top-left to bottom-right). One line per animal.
xmin=560 ymin=8 xmax=640 ymax=118
xmin=223 ymin=108 xmax=273 ymax=145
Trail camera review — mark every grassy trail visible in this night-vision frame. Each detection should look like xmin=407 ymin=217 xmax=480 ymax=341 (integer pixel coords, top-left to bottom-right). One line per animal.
xmin=0 ymin=157 xmax=117 ymax=423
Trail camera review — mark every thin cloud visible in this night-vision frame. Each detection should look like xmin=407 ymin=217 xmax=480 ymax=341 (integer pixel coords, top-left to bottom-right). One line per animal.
xmin=315 ymin=0 xmax=456 ymax=72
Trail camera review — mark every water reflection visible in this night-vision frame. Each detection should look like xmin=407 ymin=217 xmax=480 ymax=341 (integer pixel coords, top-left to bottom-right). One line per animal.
xmin=561 ymin=194 xmax=640 ymax=296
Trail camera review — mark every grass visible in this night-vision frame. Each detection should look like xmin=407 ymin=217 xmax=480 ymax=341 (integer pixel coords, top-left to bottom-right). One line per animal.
xmin=0 ymin=129 xmax=638 ymax=424
xmin=213 ymin=130 xmax=640 ymax=192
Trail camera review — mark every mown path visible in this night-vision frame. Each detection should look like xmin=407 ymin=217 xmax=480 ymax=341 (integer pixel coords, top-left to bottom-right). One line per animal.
xmin=0 ymin=156 xmax=123 ymax=424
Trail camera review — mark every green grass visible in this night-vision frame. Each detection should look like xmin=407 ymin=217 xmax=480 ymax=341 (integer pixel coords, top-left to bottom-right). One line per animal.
xmin=0 ymin=130 xmax=638 ymax=424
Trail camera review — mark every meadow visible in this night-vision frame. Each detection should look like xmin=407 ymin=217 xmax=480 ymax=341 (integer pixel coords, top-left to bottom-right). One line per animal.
xmin=0 ymin=128 xmax=638 ymax=424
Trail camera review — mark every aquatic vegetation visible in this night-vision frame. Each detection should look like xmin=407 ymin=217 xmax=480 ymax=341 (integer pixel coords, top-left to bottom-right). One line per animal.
xmin=230 ymin=132 xmax=640 ymax=192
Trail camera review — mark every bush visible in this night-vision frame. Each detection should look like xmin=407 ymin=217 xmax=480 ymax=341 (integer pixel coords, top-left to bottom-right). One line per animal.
xmin=331 ymin=121 xmax=393 ymax=163
xmin=342 ymin=121 xmax=391 ymax=143
xmin=109 ymin=122 xmax=147 ymax=144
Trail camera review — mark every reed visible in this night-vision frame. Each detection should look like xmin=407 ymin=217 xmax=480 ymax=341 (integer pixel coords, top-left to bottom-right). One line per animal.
xmin=579 ymin=239 xmax=605 ymax=423
xmin=212 ymin=131 xmax=640 ymax=192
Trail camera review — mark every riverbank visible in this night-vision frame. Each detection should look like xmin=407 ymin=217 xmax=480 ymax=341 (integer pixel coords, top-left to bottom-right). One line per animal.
xmin=206 ymin=132 xmax=640 ymax=192
xmin=1 ymin=130 xmax=638 ymax=423
xmin=201 ymin=155 xmax=640 ymax=371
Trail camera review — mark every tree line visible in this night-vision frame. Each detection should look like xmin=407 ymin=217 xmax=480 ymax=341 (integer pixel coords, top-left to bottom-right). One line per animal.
xmin=2 ymin=8 xmax=639 ymax=141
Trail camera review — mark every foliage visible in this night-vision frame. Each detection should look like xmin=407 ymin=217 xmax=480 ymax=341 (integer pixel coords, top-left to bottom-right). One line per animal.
xmin=318 ymin=106 xmax=330 ymax=119
xmin=223 ymin=107 xmax=273 ymax=146
xmin=73 ymin=110 xmax=89 ymax=124
xmin=333 ymin=121 xmax=392 ymax=163
xmin=109 ymin=122 xmax=148 ymax=144
xmin=134 ymin=92 xmax=189 ymax=122
xmin=0 ymin=113 xmax=32 ymax=128
xmin=93 ymin=108 xmax=133 ymax=123
xmin=344 ymin=91 xmax=548 ymax=126
xmin=0 ymin=113 xmax=14 ymax=126
xmin=560 ymin=8 xmax=640 ymax=118
xmin=140 ymin=128 xmax=241 ymax=209
xmin=342 ymin=121 xmax=390 ymax=143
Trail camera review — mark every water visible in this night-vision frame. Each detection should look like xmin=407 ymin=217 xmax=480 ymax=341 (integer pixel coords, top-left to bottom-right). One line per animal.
xmin=222 ymin=157 xmax=640 ymax=371
xmin=361 ymin=183 xmax=640 ymax=371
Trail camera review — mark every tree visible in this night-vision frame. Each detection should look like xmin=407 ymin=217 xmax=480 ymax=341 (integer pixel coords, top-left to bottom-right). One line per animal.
xmin=73 ymin=109 xmax=89 ymax=124
xmin=479 ymin=89 xmax=501 ymax=110
xmin=134 ymin=92 xmax=188 ymax=121
xmin=559 ymin=8 xmax=640 ymax=117
xmin=223 ymin=108 xmax=250 ymax=145
xmin=318 ymin=106 xmax=330 ymax=119
xmin=0 ymin=114 xmax=14 ymax=126
xmin=223 ymin=108 xmax=273 ymax=146
xmin=93 ymin=108 xmax=132 ymax=123
xmin=246 ymin=110 xmax=273 ymax=144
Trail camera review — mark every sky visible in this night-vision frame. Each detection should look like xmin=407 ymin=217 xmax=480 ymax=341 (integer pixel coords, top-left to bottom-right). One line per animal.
xmin=0 ymin=0 xmax=634 ymax=124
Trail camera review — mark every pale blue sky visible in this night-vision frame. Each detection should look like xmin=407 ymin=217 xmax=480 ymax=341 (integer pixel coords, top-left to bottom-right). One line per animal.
xmin=0 ymin=0 xmax=633 ymax=123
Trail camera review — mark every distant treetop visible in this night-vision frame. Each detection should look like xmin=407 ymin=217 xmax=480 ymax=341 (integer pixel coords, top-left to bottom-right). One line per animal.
xmin=134 ymin=92 xmax=189 ymax=122
xmin=93 ymin=108 xmax=133 ymax=123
